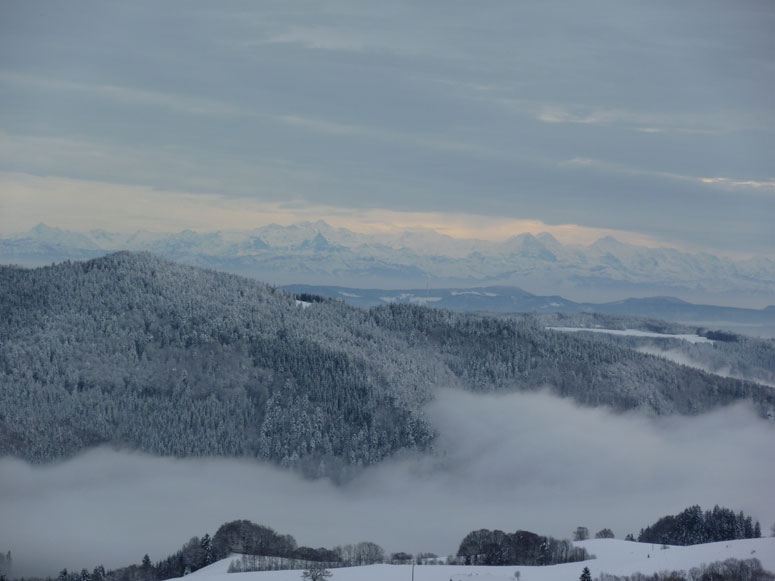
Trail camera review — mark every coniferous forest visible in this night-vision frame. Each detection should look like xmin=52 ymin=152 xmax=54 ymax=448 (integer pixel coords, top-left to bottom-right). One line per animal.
xmin=1 ymin=253 xmax=774 ymax=477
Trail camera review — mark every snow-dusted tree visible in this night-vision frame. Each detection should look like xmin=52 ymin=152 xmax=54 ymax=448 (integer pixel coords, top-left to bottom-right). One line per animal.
xmin=201 ymin=534 xmax=214 ymax=565
xmin=91 ymin=564 xmax=106 ymax=581
xmin=301 ymin=565 xmax=332 ymax=581
xmin=141 ymin=554 xmax=154 ymax=581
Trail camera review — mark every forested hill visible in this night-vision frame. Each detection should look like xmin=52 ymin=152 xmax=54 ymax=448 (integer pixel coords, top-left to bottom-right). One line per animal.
xmin=1 ymin=253 xmax=773 ymax=475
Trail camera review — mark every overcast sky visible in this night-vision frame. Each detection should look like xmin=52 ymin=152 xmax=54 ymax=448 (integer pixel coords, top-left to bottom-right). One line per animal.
xmin=1 ymin=0 xmax=773 ymax=255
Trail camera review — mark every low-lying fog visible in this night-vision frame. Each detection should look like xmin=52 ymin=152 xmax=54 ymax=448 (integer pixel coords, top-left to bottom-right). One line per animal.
xmin=2 ymin=389 xmax=773 ymax=577
xmin=636 ymin=345 xmax=775 ymax=388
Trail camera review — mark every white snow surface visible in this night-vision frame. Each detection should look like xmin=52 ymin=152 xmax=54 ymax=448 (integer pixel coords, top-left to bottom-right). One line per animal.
xmin=547 ymin=327 xmax=714 ymax=344
xmin=183 ymin=539 xmax=775 ymax=581
xmin=379 ymin=293 xmax=443 ymax=304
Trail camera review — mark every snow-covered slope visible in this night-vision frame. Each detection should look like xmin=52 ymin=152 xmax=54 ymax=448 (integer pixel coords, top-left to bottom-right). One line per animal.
xmin=182 ymin=539 xmax=775 ymax=581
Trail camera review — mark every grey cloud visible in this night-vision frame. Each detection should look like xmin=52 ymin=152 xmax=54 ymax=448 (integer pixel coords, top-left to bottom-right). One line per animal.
xmin=0 ymin=0 xmax=773 ymax=254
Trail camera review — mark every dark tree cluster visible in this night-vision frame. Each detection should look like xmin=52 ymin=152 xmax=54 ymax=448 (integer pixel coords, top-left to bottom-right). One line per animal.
xmin=638 ymin=505 xmax=762 ymax=546
xmin=211 ymin=520 xmax=296 ymax=561
xmin=456 ymin=528 xmax=590 ymax=566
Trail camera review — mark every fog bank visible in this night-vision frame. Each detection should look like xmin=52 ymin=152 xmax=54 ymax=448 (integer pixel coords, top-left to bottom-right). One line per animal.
xmin=1 ymin=389 xmax=773 ymax=577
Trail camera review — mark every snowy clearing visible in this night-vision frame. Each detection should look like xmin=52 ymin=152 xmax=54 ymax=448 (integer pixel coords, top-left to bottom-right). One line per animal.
xmin=379 ymin=294 xmax=443 ymax=304
xmin=183 ymin=539 xmax=775 ymax=581
xmin=546 ymin=327 xmax=713 ymax=344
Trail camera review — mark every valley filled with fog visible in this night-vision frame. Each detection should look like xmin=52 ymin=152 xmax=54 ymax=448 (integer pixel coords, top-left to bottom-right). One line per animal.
xmin=2 ymin=388 xmax=773 ymax=577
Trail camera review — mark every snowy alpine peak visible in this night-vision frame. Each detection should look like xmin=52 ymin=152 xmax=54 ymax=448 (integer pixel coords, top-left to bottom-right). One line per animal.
xmin=3 ymin=222 xmax=774 ymax=306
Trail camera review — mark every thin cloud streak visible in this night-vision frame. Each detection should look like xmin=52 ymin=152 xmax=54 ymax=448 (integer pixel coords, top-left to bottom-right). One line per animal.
xmin=562 ymin=157 xmax=775 ymax=196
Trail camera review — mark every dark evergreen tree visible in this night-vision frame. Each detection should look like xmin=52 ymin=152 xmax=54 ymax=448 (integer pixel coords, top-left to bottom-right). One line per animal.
xmin=91 ymin=565 xmax=106 ymax=581
xmin=580 ymin=566 xmax=592 ymax=581
xmin=201 ymin=534 xmax=213 ymax=566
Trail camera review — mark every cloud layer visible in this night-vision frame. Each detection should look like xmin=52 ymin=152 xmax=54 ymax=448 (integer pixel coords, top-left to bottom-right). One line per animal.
xmin=1 ymin=1 xmax=774 ymax=254
xmin=2 ymin=389 xmax=773 ymax=577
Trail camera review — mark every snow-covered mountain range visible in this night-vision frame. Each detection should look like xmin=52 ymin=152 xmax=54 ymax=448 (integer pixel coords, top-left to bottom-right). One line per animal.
xmin=2 ymin=222 xmax=774 ymax=307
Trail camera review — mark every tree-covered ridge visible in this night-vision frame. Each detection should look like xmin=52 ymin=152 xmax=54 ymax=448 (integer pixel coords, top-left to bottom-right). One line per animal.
xmin=0 ymin=253 xmax=439 ymax=472
xmin=1 ymin=253 xmax=773 ymax=473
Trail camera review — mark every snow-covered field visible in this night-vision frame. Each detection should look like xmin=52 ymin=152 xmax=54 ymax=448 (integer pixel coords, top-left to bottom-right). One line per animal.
xmin=546 ymin=327 xmax=714 ymax=344
xmin=185 ymin=538 xmax=775 ymax=581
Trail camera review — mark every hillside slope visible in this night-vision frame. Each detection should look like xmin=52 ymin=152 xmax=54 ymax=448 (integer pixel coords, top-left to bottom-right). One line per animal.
xmin=182 ymin=538 xmax=775 ymax=581
xmin=1 ymin=253 xmax=773 ymax=473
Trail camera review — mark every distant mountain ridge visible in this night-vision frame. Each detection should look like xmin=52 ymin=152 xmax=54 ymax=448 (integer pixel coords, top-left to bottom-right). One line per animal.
xmin=1 ymin=222 xmax=773 ymax=308
xmin=283 ymin=284 xmax=775 ymax=337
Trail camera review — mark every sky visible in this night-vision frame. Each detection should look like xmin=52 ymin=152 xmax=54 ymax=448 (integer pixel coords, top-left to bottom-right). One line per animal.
xmin=0 ymin=0 xmax=774 ymax=255
xmin=2 ymin=389 xmax=773 ymax=577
